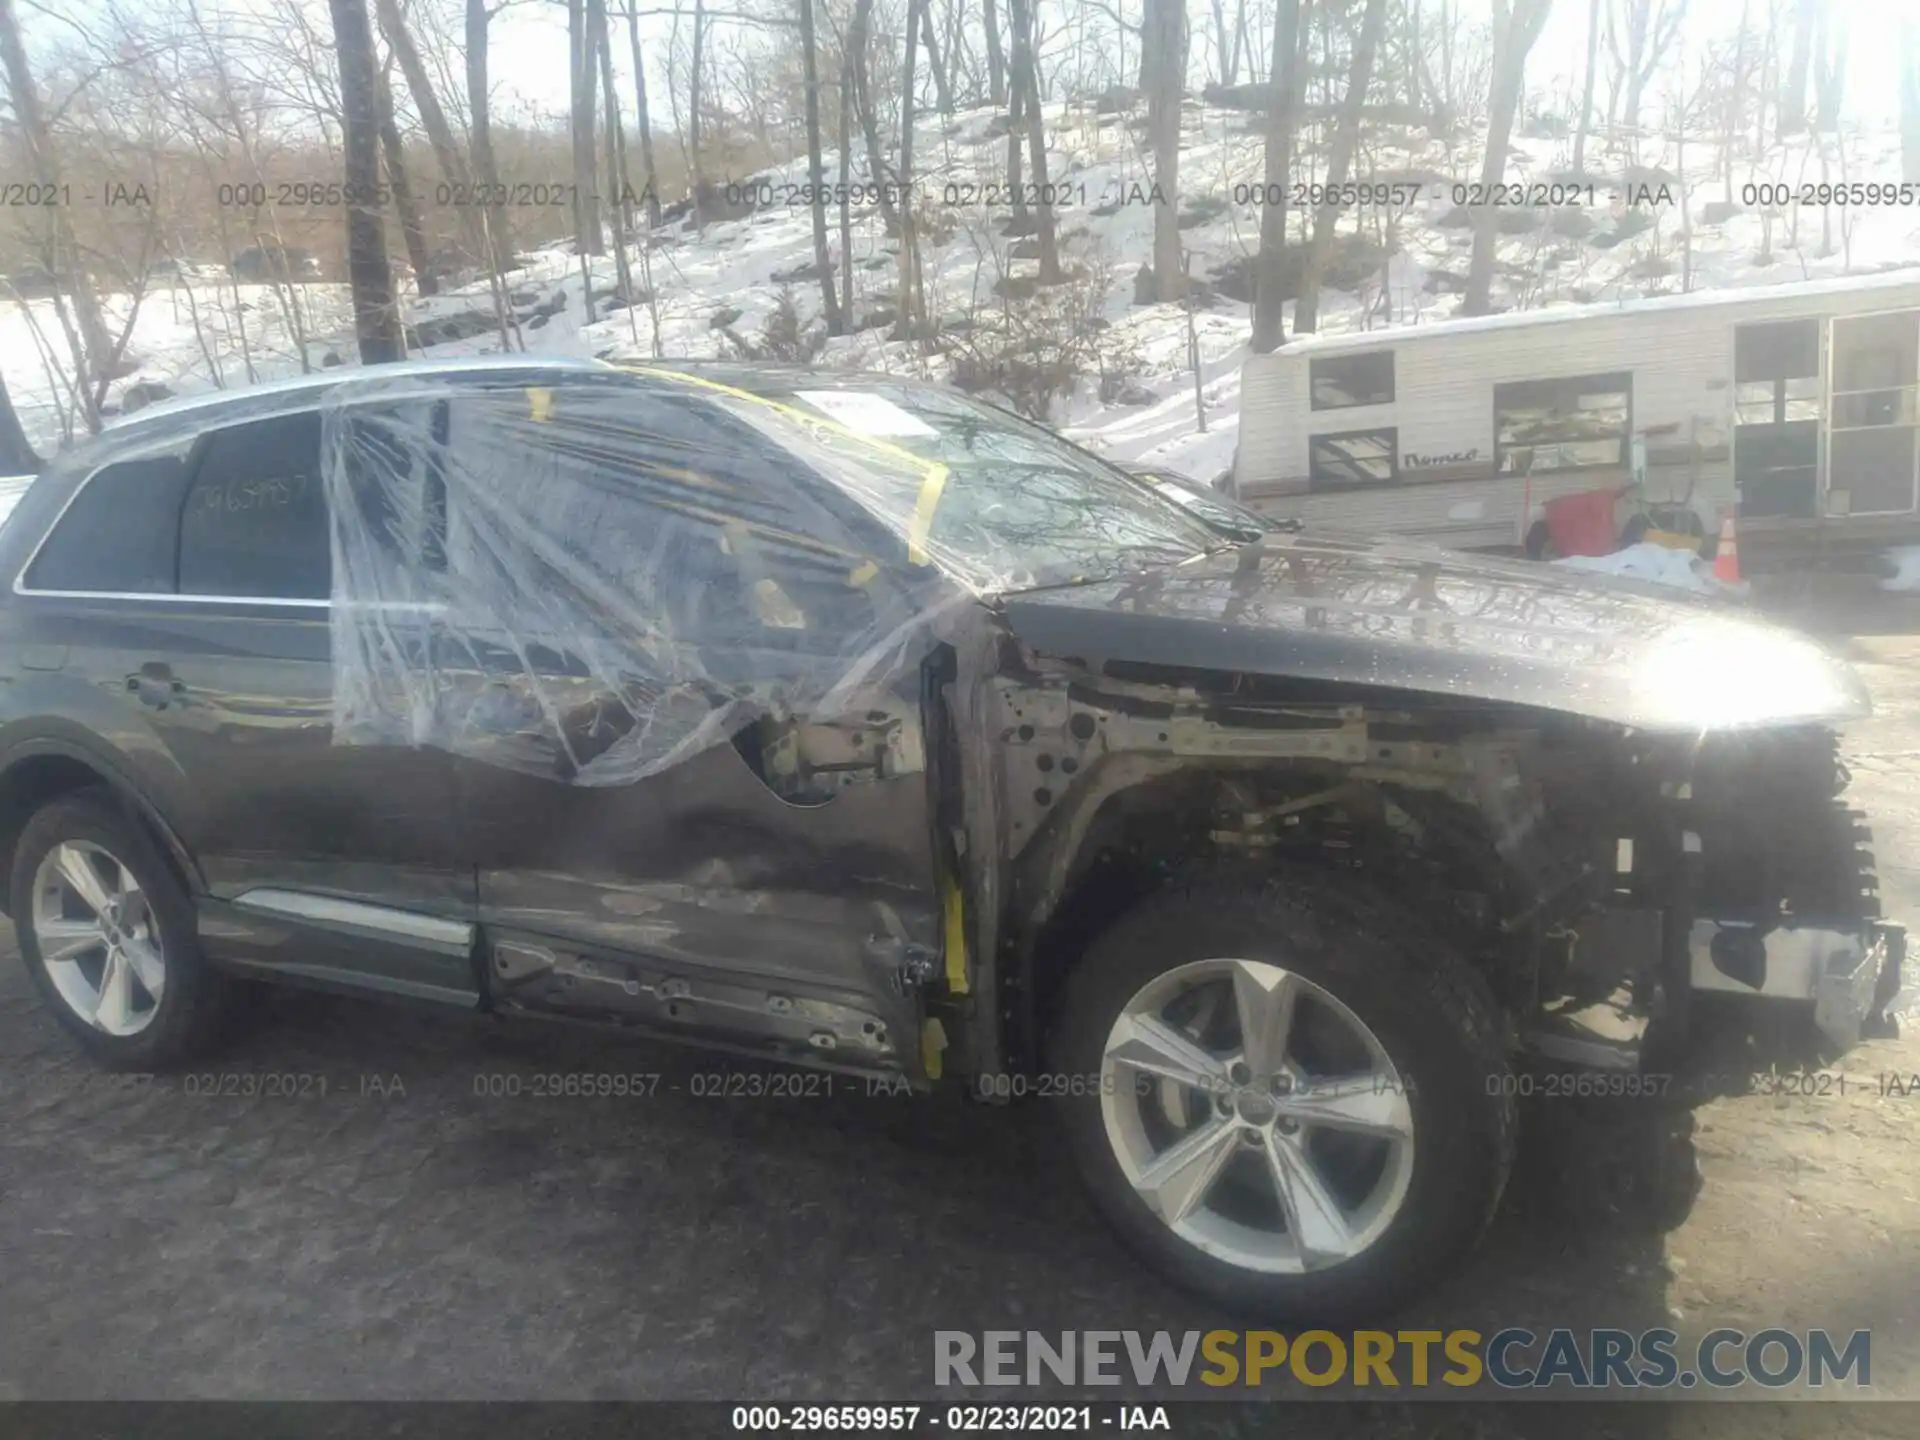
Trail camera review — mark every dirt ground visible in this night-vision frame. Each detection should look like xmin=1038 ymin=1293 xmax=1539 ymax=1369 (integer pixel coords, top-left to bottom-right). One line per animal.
xmin=0 ymin=593 xmax=1918 ymax=1434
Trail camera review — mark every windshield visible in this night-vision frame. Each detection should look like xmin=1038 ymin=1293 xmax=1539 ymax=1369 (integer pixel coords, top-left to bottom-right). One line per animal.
xmin=678 ymin=376 xmax=1228 ymax=592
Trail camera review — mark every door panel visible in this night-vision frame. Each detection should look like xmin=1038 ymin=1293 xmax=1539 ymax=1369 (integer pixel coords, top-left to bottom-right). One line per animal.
xmin=421 ymin=385 xmax=941 ymax=1059
xmin=9 ymin=409 xmax=478 ymax=1002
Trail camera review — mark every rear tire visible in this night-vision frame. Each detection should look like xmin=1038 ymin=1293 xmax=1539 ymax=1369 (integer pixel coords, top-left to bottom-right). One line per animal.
xmin=1049 ymin=868 xmax=1515 ymax=1322
xmin=11 ymin=788 xmax=233 ymax=1070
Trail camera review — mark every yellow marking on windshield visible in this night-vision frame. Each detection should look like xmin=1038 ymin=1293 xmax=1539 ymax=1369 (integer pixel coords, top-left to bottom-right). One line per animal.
xmin=613 ymin=364 xmax=955 ymax=563
xmin=526 ymin=387 xmax=555 ymax=422
xmin=908 ymin=464 xmax=951 ymax=566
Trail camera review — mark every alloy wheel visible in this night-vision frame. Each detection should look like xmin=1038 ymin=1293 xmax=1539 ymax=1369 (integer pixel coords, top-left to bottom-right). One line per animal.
xmin=1098 ymin=957 xmax=1416 ymax=1274
xmin=30 ymin=841 xmax=166 ymax=1037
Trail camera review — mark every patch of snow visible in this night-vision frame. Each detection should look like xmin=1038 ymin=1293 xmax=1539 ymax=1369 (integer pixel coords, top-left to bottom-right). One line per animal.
xmin=1555 ymin=541 xmax=1737 ymax=596
xmin=1879 ymin=546 xmax=1920 ymax=593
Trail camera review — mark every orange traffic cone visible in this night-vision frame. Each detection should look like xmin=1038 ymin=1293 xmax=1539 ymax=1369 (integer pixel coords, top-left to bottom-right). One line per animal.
xmin=1713 ymin=511 xmax=1742 ymax=585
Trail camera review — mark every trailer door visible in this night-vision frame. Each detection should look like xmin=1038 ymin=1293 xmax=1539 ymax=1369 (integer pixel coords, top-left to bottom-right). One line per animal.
xmin=1733 ymin=319 xmax=1822 ymax=520
xmin=1827 ymin=310 xmax=1920 ymax=517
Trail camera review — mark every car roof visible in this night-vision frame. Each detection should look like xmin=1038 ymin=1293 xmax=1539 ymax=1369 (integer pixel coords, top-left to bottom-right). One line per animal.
xmin=102 ymin=355 xmax=609 ymax=436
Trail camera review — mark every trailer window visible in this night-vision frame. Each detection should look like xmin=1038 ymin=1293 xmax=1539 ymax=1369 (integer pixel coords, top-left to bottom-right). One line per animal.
xmin=1309 ymin=428 xmax=1399 ymax=490
xmin=1736 ymin=319 xmax=1822 ymax=425
xmin=1310 ymin=351 xmax=1395 ymax=410
xmin=1494 ymin=372 xmax=1630 ymax=473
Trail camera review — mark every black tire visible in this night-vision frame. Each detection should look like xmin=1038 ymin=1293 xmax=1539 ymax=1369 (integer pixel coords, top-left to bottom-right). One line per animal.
xmin=1523 ymin=519 xmax=1555 ymax=561
xmin=11 ymin=787 xmax=233 ymax=1070
xmin=1048 ymin=867 xmax=1516 ymax=1322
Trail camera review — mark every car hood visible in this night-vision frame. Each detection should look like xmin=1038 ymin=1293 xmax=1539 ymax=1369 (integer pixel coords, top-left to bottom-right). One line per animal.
xmin=996 ymin=531 xmax=1871 ymax=732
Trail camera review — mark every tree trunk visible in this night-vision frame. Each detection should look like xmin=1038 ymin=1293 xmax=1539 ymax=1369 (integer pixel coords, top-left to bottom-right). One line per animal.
xmin=896 ymin=0 xmax=925 ymax=340
xmin=1293 ymin=0 xmax=1388 ymax=332
xmin=466 ymin=0 xmax=515 ymax=272
xmin=690 ymin=0 xmax=708 ymax=192
xmin=799 ymin=0 xmax=843 ymax=331
xmin=1780 ymin=0 xmax=1813 ymax=137
xmin=1250 ymin=0 xmax=1303 ymax=352
xmin=374 ymin=62 xmax=436 ymax=296
xmin=0 ymin=374 xmax=40 ymax=474
xmin=983 ymin=0 xmax=1006 ymax=106
xmin=923 ymin=2 xmax=955 ymax=114
xmin=1725 ymin=0 xmax=1748 ymax=202
xmin=1903 ymin=20 xmax=1920 ymax=182
xmin=0 ymin=0 xmax=113 ymax=408
xmin=1004 ymin=31 xmax=1026 ymax=224
xmin=1232 ymin=0 xmax=1250 ymax=87
xmin=567 ymin=0 xmax=604 ymax=251
xmin=1573 ymin=0 xmax=1599 ymax=170
xmin=838 ymin=18 xmax=855 ymax=318
xmin=1463 ymin=0 xmax=1551 ymax=316
xmin=374 ymin=0 xmax=484 ymax=263
xmin=1008 ymin=0 xmax=1059 ymax=280
xmin=1145 ymin=0 xmax=1188 ymax=301
xmin=1812 ymin=0 xmax=1844 ymax=131
xmin=625 ymin=0 xmax=663 ymax=226
xmin=1209 ymin=0 xmax=1230 ymax=84
xmin=330 ymin=0 xmax=405 ymax=363
xmin=593 ymin=0 xmax=638 ymax=314
xmin=848 ymin=0 xmax=903 ymax=236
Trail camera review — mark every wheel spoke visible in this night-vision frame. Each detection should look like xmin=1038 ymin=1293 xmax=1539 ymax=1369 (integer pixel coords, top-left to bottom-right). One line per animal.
xmin=54 ymin=845 xmax=113 ymax=917
xmin=1107 ymin=1012 xmax=1230 ymax=1094
xmin=1281 ymin=1073 xmax=1414 ymax=1140
xmin=1262 ymin=1130 xmax=1354 ymax=1268
xmin=1134 ymin=1116 xmax=1242 ymax=1226
xmin=1229 ymin=961 xmax=1300 ymax=1078
xmin=38 ymin=918 xmax=104 ymax=968
xmin=92 ymin=951 xmax=134 ymax=1034
xmin=121 ymin=936 xmax=166 ymax=1002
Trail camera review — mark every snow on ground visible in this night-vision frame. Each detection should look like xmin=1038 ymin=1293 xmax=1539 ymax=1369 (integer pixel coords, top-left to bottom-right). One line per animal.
xmin=8 ymin=97 xmax=1919 ymax=484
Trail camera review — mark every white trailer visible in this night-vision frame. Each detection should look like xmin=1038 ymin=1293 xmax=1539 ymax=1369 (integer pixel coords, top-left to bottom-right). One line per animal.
xmin=1232 ymin=269 xmax=1920 ymax=561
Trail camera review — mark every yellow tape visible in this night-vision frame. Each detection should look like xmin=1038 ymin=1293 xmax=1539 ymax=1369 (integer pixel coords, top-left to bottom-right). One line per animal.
xmin=615 ymin=364 xmax=951 ymax=564
xmin=942 ymin=871 xmax=969 ymax=995
xmin=908 ymin=464 xmax=950 ymax=567
xmin=921 ymin=1017 xmax=948 ymax=1081
xmin=846 ymin=559 xmax=879 ymax=587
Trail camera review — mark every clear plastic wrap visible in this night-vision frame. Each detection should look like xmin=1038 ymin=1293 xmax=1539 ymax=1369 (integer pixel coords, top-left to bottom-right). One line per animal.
xmin=319 ymin=365 xmax=1227 ymax=785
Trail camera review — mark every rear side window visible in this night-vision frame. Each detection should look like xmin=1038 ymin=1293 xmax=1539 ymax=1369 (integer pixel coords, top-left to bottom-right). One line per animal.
xmin=179 ymin=412 xmax=329 ymax=600
xmin=25 ymin=454 xmax=190 ymax=594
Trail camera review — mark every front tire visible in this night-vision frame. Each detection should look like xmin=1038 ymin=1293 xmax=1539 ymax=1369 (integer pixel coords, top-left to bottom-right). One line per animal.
xmin=11 ymin=788 xmax=233 ymax=1070
xmin=1049 ymin=869 xmax=1516 ymax=1321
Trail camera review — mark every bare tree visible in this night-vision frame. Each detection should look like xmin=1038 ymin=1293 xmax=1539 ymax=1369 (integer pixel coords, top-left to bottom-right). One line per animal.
xmin=1007 ymin=0 xmax=1060 ymax=281
xmin=374 ymin=61 xmax=436 ymax=294
xmin=1143 ymin=0 xmax=1188 ymax=303
xmin=331 ymin=0 xmax=405 ymax=363
xmin=0 ymin=0 xmax=114 ymax=400
xmin=375 ymin=0 xmax=484 ymax=261
xmin=592 ymin=0 xmax=638 ymax=321
xmin=1904 ymin=16 xmax=1920 ymax=182
xmin=1607 ymin=0 xmax=1687 ymax=133
xmin=567 ymin=0 xmax=604 ymax=250
xmin=896 ymin=0 xmax=928 ymax=340
xmin=1294 ymin=0 xmax=1389 ymax=332
xmin=1810 ymin=0 xmax=1844 ymax=132
xmin=922 ymin=3 xmax=955 ymax=114
xmin=1250 ymin=0 xmax=1304 ymax=352
xmin=624 ymin=1 xmax=663 ymax=226
xmin=1779 ymin=0 xmax=1813 ymax=137
xmin=1573 ymin=0 xmax=1600 ymax=169
xmin=0 ymin=375 xmax=39 ymax=473
xmin=797 ymin=0 xmax=842 ymax=332
xmin=466 ymin=0 xmax=515 ymax=270
xmin=1463 ymin=0 xmax=1552 ymax=316
xmin=689 ymin=0 xmax=708 ymax=200
xmin=983 ymin=0 xmax=1006 ymax=105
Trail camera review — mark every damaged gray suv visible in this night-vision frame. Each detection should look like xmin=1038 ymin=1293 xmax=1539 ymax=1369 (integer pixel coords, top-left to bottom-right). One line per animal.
xmin=0 ymin=357 xmax=1901 ymax=1319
